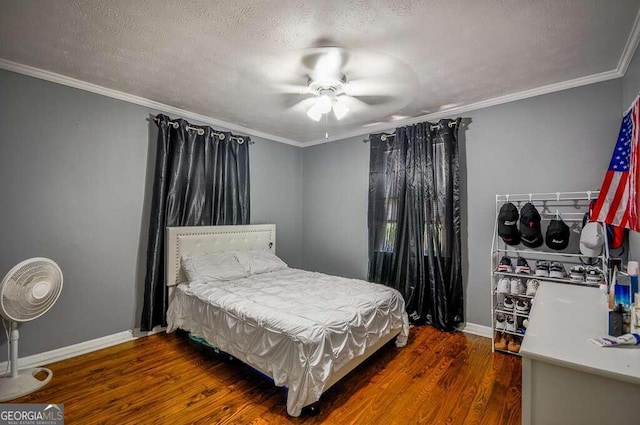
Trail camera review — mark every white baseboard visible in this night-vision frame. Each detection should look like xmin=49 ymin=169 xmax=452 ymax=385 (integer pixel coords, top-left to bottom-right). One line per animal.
xmin=0 ymin=330 xmax=136 ymax=372
xmin=461 ymin=322 xmax=492 ymax=339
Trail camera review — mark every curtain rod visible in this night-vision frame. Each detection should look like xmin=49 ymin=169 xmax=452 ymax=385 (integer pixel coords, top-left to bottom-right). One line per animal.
xmin=152 ymin=117 xmax=253 ymax=145
xmin=361 ymin=120 xmax=464 ymax=143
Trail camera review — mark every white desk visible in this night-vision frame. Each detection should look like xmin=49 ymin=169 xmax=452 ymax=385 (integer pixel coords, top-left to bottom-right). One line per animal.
xmin=520 ymin=282 xmax=640 ymax=425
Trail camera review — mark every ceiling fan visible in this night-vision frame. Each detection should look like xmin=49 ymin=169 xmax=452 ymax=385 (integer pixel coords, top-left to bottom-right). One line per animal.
xmin=273 ymin=47 xmax=417 ymax=124
xmin=304 ymin=49 xmax=351 ymax=121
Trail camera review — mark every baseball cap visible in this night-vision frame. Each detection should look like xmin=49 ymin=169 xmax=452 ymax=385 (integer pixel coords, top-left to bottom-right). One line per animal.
xmin=498 ymin=203 xmax=521 ymax=245
xmin=519 ymin=203 xmax=543 ymax=248
xmin=545 ymin=218 xmax=570 ymax=250
xmin=580 ymin=222 xmax=604 ymax=258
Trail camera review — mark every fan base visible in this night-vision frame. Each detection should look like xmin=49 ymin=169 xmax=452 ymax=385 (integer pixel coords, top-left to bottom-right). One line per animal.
xmin=0 ymin=367 xmax=53 ymax=402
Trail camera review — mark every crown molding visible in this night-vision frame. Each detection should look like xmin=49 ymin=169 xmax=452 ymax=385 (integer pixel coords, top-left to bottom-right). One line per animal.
xmin=304 ymin=6 xmax=640 ymax=147
xmin=303 ymin=68 xmax=622 ymax=147
xmin=617 ymin=7 xmax=640 ymax=76
xmin=3 ymin=4 xmax=640 ymax=150
xmin=0 ymin=59 xmax=304 ymax=148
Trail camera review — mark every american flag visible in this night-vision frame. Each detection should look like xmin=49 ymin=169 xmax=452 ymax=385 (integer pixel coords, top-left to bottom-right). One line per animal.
xmin=592 ymin=96 xmax=640 ymax=231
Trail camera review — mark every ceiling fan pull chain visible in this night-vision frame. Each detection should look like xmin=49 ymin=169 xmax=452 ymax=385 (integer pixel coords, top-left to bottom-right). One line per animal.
xmin=325 ymin=113 xmax=329 ymax=139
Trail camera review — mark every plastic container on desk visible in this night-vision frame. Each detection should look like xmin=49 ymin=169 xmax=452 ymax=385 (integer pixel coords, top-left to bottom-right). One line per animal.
xmin=628 ymin=260 xmax=639 ymax=296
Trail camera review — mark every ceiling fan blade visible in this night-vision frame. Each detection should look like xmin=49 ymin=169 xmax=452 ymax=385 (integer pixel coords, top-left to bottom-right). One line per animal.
xmin=279 ymin=93 xmax=310 ymax=109
xmin=337 ymin=95 xmax=372 ymax=112
xmin=340 ymin=50 xmax=398 ymax=78
xmin=345 ymin=78 xmax=411 ymax=97
xmin=350 ymin=95 xmax=396 ymax=106
xmin=272 ymin=83 xmax=310 ymax=95
xmin=288 ymin=97 xmax=318 ymax=114
xmin=301 ymin=47 xmax=349 ymax=81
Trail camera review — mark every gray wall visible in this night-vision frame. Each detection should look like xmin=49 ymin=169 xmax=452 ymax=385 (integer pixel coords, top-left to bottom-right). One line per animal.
xmin=0 ymin=69 xmax=303 ymax=359
xmin=622 ymin=47 xmax=640 ymax=259
xmin=302 ymin=79 xmax=622 ymax=327
xmin=302 ymin=137 xmax=370 ymax=280
xmin=0 ymin=61 xmax=629 ymax=359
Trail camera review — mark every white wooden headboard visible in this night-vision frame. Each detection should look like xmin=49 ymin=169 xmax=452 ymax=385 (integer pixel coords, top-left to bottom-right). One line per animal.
xmin=165 ymin=224 xmax=276 ymax=289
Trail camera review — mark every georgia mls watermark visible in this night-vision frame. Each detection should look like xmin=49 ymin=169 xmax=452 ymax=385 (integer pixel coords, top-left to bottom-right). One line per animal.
xmin=0 ymin=404 xmax=63 ymax=425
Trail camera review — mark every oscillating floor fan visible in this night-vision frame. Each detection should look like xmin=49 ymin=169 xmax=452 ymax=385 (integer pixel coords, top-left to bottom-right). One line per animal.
xmin=0 ymin=258 xmax=63 ymax=401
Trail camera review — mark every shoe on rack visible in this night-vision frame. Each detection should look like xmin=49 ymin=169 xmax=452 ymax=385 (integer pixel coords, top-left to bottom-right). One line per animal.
xmin=517 ymin=317 xmax=527 ymax=334
xmin=525 ymin=279 xmax=539 ymax=297
xmin=495 ymin=332 xmax=508 ymax=350
xmin=585 ymin=266 xmax=605 ymax=284
xmin=495 ymin=313 xmax=506 ymax=330
xmin=503 ymin=297 xmax=514 ymax=311
xmin=508 ymin=336 xmax=521 ymax=353
xmin=506 ymin=315 xmax=516 ymax=333
xmin=570 ymin=265 xmax=586 ymax=282
xmin=497 ymin=277 xmax=511 ymax=294
xmin=549 ymin=262 xmax=566 ymax=279
xmin=515 ymin=299 xmax=530 ymax=314
xmin=498 ymin=256 xmax=513 ymax=273
xmin=516 ymin=257 xmax=531 ymax=274
xmin=535 ymin=261 xmax=550 ymax=277
xmin=510 ymin=278 xmax=525 ymax=295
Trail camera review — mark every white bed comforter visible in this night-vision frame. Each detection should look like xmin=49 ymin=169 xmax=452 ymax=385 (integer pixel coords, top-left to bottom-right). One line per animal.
xmin=166 ymin=268 xmax=409 ymax=416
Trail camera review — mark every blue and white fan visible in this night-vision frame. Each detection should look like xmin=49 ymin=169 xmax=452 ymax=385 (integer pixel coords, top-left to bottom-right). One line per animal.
xmin=0 ymin=258 xmax=63 ymax=401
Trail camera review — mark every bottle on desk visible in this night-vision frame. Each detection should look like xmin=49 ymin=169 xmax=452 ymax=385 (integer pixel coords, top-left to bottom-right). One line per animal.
xmin=632 ymin=294 xmax=640 ymax=333
xmin=608 ymin=267 xmax=632 ymax=335
xmin=629 ymin=261 xmax=639 ymax=296
xmin=615 ymin=272 xmax=632 ymax=334
xmin=629 ymin=261 xmax=640 ymax=333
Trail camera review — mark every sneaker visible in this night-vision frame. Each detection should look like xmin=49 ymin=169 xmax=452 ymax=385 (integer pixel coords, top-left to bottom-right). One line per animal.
xmin=570 ymin=265 xmax=586 ymax=281
xmin=495 ymin=313 xmax=506 ymax=330
xmin=515 ymin=257 xmax=531 ymax=274
xmin=516 ymin=317 xmax=527 ymax=334
xmin=508 ymin=336 xmax=521 ymax=353
xmin=510 ymin=278 xmax=525 ymax=295
xmin=498 ymin=256 xmax=513 ymax=272
xmin=526 ymin=279 xmax=540 ymax=297
xmin=516 ymin=299 xmax=530 ymax=314
xmin=535 ymin=261 xmax=550 ymax=277
xmin=495 ymin=332 xmax=508 ymax=350
xmin=585 ymin=266 xmax=605 ymax=284
xmin=503 ymin=297 xmax=514 ymax=311
xmin=497 ymin=277 xmax=511 ymax=294
xmin=549 ymin=262 xmax=566 ymax=279
xmin=506 ymin=316 xmax=516 ymax=332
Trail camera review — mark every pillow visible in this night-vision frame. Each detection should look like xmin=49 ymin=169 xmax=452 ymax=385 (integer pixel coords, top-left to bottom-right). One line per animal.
xmin=234 ymin=250 xmax=288 ymax=275
xmin=181 ymin=252 xmax=247 ymax=283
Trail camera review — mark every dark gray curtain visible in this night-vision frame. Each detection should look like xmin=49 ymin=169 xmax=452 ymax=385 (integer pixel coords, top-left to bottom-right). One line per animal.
xmin=368 ymin=118 xmax=462 ymax=331
xmin=141 ymin=114 xmax=250 ymax=331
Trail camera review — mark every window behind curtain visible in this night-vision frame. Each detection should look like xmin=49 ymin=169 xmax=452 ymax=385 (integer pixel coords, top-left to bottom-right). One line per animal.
xmin=379 ymin=142 xmax=448 ymax=255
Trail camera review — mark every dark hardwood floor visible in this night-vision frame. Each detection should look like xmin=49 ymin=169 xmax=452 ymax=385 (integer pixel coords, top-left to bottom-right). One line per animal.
xmin=13 ymin=326 xmax=521 ymax=424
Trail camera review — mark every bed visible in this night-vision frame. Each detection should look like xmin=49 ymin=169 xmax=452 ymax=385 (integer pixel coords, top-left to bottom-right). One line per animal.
xmin=165 ymin=224 xmax=409 ymax=416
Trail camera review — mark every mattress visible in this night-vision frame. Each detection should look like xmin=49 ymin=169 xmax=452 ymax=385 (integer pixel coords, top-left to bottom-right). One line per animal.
xmin=167 ymin=268 xmax=409 ymax=416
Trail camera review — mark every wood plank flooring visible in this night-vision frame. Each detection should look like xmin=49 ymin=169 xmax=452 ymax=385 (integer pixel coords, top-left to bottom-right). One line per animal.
xmin=12 ymin=326 xmax=521 ymax=424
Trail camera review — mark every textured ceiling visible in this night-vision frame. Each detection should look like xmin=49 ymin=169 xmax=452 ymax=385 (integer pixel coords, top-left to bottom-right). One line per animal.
xmin=1 ymin=0 xmax=639 ymax=144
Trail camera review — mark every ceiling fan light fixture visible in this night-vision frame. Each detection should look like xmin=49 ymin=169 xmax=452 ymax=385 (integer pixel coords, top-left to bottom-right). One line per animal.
xmin=332 ymin=100 xmax=350 ymax=120
xmin=306 ymin=103 xmax=324 ymax=121
xmin=316 ymin=94 xmax=333 ymax=114
xmin=307 ymin=90 xmax=336 ymax=121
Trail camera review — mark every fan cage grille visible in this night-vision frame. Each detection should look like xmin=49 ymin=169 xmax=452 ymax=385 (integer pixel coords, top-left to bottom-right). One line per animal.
xmin=1 ymin=259 xmax=63 ymax=322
